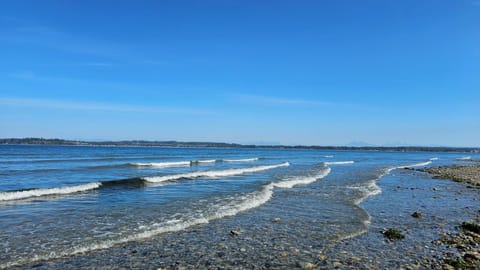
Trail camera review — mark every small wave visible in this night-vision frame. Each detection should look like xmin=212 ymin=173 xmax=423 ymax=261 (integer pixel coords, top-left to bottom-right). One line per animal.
xmin=407 ymin=160 xmax=432 ymax=167
xmin=222 ymin=158 xmax=259 ymax=163
xmin=349 ymin=180 xmax=382 ymax=205
xmin=129 ymin=161 xmax=192 ymax=168
xmin=430 ymin=157 xmax=439 ymax=161
xmin=385 ymin=160 xmax=433 ymax=173
xmin=143 ymin=162 xmax=290 ymax=183
xmin=191 ymin=159 xmax=216 ymax=164
xmin=324 ymin=155 xmax=334 ymax=158
xmin=457 ymin=156 xmax=471 ymax=160
xmin=0 ymin=182 xmax=101 ymax=202
xmin=273 ymin=167 xmax=331 ymax=189
xmin=324 ymin=161 xmax=354 ymax=165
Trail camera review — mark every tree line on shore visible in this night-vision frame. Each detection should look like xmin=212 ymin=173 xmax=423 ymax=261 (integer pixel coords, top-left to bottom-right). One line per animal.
xmin=1 ymin=138 xmax=478 ymax=153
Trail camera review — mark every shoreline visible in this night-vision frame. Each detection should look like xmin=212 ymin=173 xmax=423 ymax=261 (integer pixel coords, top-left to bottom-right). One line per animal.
xmin=418 ymin=164 xmax=480 ymax=187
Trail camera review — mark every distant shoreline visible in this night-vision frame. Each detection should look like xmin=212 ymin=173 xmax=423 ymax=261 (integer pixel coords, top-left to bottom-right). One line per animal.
xmin=0 ymin=138 xmax=478 ymax=153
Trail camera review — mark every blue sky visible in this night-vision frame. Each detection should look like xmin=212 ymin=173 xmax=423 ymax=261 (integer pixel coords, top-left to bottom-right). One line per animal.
xmin=1 ymin=0 xmax=479 ymax=146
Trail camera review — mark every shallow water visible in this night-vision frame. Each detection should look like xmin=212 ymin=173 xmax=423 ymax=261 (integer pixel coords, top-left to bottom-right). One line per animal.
xmin=0 ymin=145 xmax=477 ymax=268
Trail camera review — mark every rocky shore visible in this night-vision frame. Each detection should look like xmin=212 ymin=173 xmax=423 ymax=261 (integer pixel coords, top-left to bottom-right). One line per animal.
xmin=419 ymin=163 xmax=480 ymax=269
xmin=418 ymin=164 xmax=480 ymax=187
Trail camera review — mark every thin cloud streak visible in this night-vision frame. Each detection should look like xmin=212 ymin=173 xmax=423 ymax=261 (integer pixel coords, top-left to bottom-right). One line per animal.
xmin=234 ymin=94 xmax=333 ymax=106
xmin=0 ymin=97 xmax=213 ymax=115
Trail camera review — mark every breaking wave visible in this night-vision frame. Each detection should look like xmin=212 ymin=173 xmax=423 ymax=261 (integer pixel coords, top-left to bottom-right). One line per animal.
xmin=0 ymin=183 xmax=102 ymax=202
xmin=129 ymin=161 xmax=192 ymax=168
xmin=191 ymin=159 xmax=216 ymax=164
xmin=351 ymin=158 xmax=436 ymax=207
xmin=143 ymin=162 xmax=290 ymax=183
xmin=457 ymin=156 xmax=471 ymax=160
xmin=222 ymin=158 xmax=259 ymax=163
xmin=273 ymin=167 xmax=331 ymax=188
xmin=324 ymin=161 xmax=354 ymax=165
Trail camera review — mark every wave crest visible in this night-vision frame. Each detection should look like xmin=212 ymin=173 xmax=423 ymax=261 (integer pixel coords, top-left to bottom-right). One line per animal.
xmin=222 ymin=158 xmax=259 ymax=163
xmin=143 ymin=162 xmax=290 ymax=183
xmin=324 ymin=161 xmax=354 ymax=165
xmin=273 ymin=167 xmax=331 ymax=188
xmin=0 ymin=182 xmax=101 ymax=202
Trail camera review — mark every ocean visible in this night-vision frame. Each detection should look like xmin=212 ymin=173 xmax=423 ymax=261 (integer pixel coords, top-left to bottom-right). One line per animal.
xmin=0 ymin=145 xmax=477 ymax=268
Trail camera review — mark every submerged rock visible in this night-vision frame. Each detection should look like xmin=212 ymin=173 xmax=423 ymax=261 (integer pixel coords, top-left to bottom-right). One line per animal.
xmin=412 ymin=211 xmax=422 ymax=218
xmin=381 ymin=228 xmax=405 ymax=240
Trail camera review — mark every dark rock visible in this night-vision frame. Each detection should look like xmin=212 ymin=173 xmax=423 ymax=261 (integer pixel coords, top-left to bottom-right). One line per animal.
xmin=443 ymin=257 xmax=469 ymax=269
xmin=460 ymin=222 xmax=480 ymax=234
xmin=230 ymin=230 xmax=240 ymax=236
xmin=412 ymin=211 xmax=422 ymax=218
xmin=381 ymin=228 xmax=405 ymax=240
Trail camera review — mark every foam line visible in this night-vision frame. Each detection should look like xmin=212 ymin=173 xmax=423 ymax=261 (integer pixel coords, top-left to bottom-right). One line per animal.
xmin=143 ymin=162 xmax=290 ymax=183
xmin=0 ymin=182 xmax=101 ymax=202
xmin=324 ymin=161 xmax=354 ymax=165
xmin=273 ymin=167 xmax=331 ymax=188
xmin=129 ymin=161 xmax=191 ymax=168
xmin=222 ymin=158 xmax=259 ymax=163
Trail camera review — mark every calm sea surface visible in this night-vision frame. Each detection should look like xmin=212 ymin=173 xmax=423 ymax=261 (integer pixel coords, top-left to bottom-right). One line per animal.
xmin=0 ymin=145 xmax=475 ymax=268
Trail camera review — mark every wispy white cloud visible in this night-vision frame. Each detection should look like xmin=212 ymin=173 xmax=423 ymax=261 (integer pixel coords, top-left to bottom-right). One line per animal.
xmin=234 ymin=94 xmax=333 ymax=106
xmin=0 ymin=97 xmax=213 ymax=115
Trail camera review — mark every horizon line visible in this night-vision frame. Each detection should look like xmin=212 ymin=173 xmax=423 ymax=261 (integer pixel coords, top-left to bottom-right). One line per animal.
xmin=0 ymin=137 xmax=479 ymax=149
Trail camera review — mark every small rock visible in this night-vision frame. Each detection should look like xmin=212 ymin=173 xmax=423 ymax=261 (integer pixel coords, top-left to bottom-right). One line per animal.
xmin=303 ymin=262 xmax=316 ymax=269
xmin=433 ymin=187 xmax=438 ymax=191
xmin=442 ymin=264 xmax=455 ymax=270
xmin=332 ymin=260 xmax=343 ymax=267
xmin=381 ymin=228 xmax=405 ymax=240
xmin=464 ymin=252 xmax=479 ymax=263
xmin=317 ymin=254 xmax=328 ymax=260
xmin=280 ymin=252 xmax=289 ymax=257
xmin=230 ymin=230 xmax=240 ymax=236
xmin=412 ymin=211 xmax=422 ymax=218
xmin=273 ymin=217 xmax=281 ymax=223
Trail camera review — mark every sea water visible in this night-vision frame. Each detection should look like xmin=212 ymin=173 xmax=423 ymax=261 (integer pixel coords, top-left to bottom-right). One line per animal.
xmin=0 ymin=145 xmax=475 ymax=268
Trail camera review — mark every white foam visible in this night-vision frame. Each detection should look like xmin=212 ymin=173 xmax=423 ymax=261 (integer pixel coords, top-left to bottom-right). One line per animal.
xmin=143 ymin=162 xmax=290 ymax=183
xmin=457 ymin=156 xmax=471 ymax=160
xmin=193 ymin=159 xmax=217 ymax=164
xmin=223 ymin=158 xmax=259 ymax=163
xmin=129 ymin=161 xmax=191 ymax=168
xmin=324 ymin=155 xmax=334 ymax=158
xmin=430 ymin=157 xmax=439 ymax=161
xmin=273 ymin=167 xmax=331 ymax=188
xmin=0 ymin=182 xmax=101 ymax=202
xmin=385 ymin=160 xmax=433 ymax=173
xmin=210 ymin=184 xmax=274 ymax=219
xmin=324 ymin=161 xmax=354 ymax=165
xmin=350 ymin=180 xmax=382 ymax=205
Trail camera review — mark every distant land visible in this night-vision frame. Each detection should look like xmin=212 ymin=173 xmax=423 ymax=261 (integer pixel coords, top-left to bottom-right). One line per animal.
xmin=0 ymin=138 xmax=478 ymax=153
